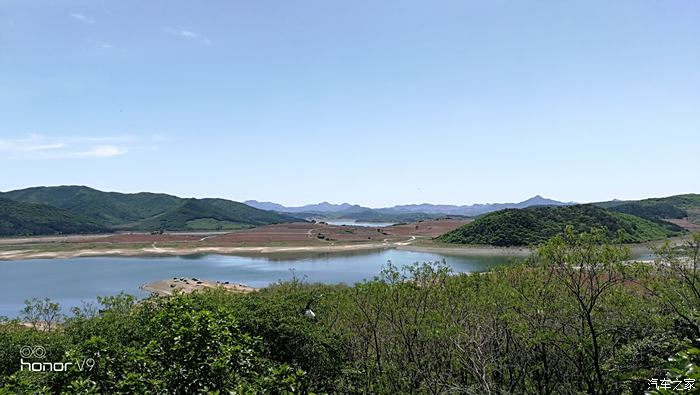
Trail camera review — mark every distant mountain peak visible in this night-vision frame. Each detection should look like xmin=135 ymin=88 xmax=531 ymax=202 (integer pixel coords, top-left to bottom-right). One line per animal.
xmin=513 ymin=195 xmax=569 ymax=209
xmin=244 ymin=200 xmax=365 ymax=214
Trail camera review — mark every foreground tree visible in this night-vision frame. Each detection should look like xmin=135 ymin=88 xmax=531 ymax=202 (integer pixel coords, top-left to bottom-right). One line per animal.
xmin=650 ymin=233 xmax=700 ymax=339
xmin=536 ymin=227 xmax=630 ymax=395
xmin=21 ymin=297 xmax=63 ymax=332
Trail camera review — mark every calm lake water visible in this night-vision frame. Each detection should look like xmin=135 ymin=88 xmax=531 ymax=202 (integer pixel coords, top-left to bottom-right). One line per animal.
xmin=323 ymin=220 xmax=396 ymax=227
xmin=0 ymin=249 xmax=519 ymax=317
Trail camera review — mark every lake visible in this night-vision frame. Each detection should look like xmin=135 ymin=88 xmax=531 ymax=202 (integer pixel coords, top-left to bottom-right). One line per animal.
xmin=322 ymin=220 xmax=396 ymax=227
xmin=0 ymin=249 xmax=519 ymax=317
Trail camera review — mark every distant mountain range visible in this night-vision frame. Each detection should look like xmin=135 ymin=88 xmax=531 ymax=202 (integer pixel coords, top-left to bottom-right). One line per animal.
xmin=245 ymin=195 xmax=573 ymax=218
xmin=244 ymin=201 xmax=363 ymax=214
xmin=382 ymin=195 xmax=573 ymax=216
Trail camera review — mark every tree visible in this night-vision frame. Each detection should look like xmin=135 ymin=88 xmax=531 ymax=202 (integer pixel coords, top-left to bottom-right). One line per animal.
xmin=537 ymin=226 xmax=630 ymax=395
xmin=21 ymin=297 xmax=63 ymax=331
xmin=650 ymin=233 xmax=700 ymax=338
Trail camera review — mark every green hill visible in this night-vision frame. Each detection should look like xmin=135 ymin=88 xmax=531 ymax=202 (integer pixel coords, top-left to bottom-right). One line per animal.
xmin=136 ymin=198 xmax=302 ymax=231
xmin=0 ymin=186 xmax=182 ymax=226
xmin=0 ymin=186 xmax=303 ymax=234
xmin=596 ymin=194 xmax=700 ymax=226
xmin=0 ymin=198 xmax=109 ymax=236
xmin=438 ymin=204 xmax=683 ymax=247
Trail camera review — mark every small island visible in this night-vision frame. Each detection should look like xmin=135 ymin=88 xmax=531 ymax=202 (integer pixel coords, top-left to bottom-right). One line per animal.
xmin=141 ymin=277 xmax=257 ymax=296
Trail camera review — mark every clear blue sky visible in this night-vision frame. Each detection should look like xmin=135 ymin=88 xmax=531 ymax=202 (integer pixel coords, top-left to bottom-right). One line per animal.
xmin=1 ymin=1 xmax=698 ymax=207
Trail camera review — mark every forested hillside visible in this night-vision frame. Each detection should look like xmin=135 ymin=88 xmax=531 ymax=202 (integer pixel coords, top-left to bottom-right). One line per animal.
xmin=136 ymin=198 xmax=301 ymax=231
xmin=0 ymin=186 xmax=302 ymax=234
xmin=0 ymin=198 xmax=109 ymax=236
xmin=438 ymin=204 xmax=682 ymax=246
xmin=598 ymin=194 xmax=700 ymax=226
xmin=1 ymin=186 xmax=181 ymax=226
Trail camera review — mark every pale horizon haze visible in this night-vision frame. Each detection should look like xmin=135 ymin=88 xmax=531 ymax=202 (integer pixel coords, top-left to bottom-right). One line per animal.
xmin=1 ymin=1 xmax=698 ymax=207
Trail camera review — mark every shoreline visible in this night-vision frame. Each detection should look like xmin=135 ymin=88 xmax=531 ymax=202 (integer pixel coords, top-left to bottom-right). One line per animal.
xmin=0 ymin=226 xmax=665 ymax=261
xmin=397 ymin=244 xmax=532 ymax=256
xmin=141 ymin=278 xmax=257 ymax=296
xmin=0 ymin=242 xmax=390 ymax=261
xmin=0 ymin=242 xmax=534 ymax=261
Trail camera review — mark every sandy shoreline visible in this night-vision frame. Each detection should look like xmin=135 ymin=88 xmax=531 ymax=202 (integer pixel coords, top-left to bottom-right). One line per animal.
xmin=0 ymin=242 xmax=390 ymax=261
xmin=0 ymin=238 xmax=662 ymax=261
xmin=0 ymin=242 xmax=534 ymax=261
xmin=397 ymin=244 xmax=532 ymax=256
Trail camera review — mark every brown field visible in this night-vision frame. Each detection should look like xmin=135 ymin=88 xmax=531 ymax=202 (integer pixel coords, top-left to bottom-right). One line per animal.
xmin=387 ymin=219 xmax=472 ymax=236
xmin=82 ymin=233 xmax=203 ymax=243
xmin=199 ymin=219 xmax=472 ymax=245
xmin=665 ymin=218 xmax=700 ymax=232
xmin=81 ymin=219 xmax=471 ymax=246
xmin=204 ymin=223 xmax=324 ymax=244
xmin=0 ymin=219 xmax=472 ymax=260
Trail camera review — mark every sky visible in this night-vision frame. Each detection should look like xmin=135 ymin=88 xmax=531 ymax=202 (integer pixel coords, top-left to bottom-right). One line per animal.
xmin=1 ymin=1 xmax=698 ymax=207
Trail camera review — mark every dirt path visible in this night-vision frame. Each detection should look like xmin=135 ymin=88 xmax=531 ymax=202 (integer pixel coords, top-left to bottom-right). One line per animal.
xmin=395 ymin=236 xmax=417 ymax=246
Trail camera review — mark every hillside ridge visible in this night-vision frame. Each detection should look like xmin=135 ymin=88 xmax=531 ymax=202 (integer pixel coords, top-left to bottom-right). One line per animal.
xmin=438 ymin=204 xmax=684 ymax=247
xmin=0 ymin=186 xmax=302 ymax=234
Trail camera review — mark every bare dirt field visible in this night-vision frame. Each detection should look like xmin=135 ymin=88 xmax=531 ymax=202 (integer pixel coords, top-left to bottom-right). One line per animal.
xmin=204 ymin=223 xmax=325 ymax=244
xmin=388 ymin=219 xmax=473 ymax=236
xmin=199 ymin=219 xmax=471 ymax=245
xmin=0 ymin=219 xmax=472 ymax=260
xmin=665 ymin=218 xmax=700 ymax=232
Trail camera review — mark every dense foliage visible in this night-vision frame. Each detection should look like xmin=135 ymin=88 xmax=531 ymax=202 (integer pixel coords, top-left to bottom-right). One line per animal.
xmin=1 ymin=231 xmax=699 ymax=394
xmin=0 ymin=186 xmax=181 ymax=226
xmin=0 ymin=186 xmax=301 ymax=234
xmin=597 ymin=194 xmax=700 ymax=211
xmin=0 ymin=198 xmax=109 ymax=236
xmin=438 ymin=204 xmax=682 ymax=246
xmin=598 ymin=194 xmax=700 ymax=226
xmin=609 ymin=202 xmax=687 ymax=221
